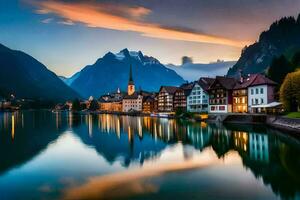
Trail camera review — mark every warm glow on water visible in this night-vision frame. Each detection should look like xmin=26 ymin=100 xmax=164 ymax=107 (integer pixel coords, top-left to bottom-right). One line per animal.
xmin=0 ymin=111 xmax=299 ymax=200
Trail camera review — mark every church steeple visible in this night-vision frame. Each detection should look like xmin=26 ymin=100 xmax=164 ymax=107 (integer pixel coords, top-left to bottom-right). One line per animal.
xmin=127 ymin=64 xmax=135 ymax=95
xmin=128 ymin=64 xmax=134 ymax=84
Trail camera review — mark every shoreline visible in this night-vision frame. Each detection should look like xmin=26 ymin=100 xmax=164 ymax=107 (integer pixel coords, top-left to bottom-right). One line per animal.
xmin=9 ymin=109 xmax=300 ymax=135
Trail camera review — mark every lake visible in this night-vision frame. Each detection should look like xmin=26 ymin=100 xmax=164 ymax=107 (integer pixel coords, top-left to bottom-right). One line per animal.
xmin=0 ymin=111 xmax=299 ymax=200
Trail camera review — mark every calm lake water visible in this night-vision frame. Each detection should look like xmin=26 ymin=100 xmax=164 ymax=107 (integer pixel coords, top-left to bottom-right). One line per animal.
xmin=0 ymin=111 xmax=299 ymax=200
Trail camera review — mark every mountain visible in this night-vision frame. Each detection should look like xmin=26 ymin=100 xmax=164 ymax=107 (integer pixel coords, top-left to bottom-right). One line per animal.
xmin=227 ymin=14 xmax=300 ymax=77
xmin=59 ymin=72 xmax=80 ymax=86
xmin=167 ymin=60 xmax=236 ymax=81
xmin=0 ymin=43 xmax=80 ymax=102
xmin=68 ymin=49 xmax=185 ymax=98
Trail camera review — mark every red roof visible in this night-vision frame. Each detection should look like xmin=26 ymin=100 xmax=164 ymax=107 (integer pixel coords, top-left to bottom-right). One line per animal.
xmin=234 ymin=74 xmax=277 ymax=89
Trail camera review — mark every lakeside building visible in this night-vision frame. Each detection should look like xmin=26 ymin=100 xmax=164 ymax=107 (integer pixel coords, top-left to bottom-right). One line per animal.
xmin=232 ymin=75 xmax=255 ymax=113
xmin=158 ymin=86 xmax=178 ymax=112
xmin=246 ymin=74 xmax=277 ymax=113
xmin=173 ymin=83 xmax=193 ymax=112
xmin=142 ymin=96 xmax=155 ymax=113
xmin=187 ymin=78 xmax=215 ymax=113
xmin=0 ymin=97 xmax=11 ymax=110
xmin=122 ymin=65 xmax=144 ymax=112
xmin=99 ymin=89 xmax=123 ymax=112
xmin=208 ymin=76 xmax=237 ymax=113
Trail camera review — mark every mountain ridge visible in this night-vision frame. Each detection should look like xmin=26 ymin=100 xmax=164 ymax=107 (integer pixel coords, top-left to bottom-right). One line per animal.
xmin=66 ymin=48 xmax=185 ymax=98
xmin=0 ymin=43 xmax=80 ymax=102
xmin=227 ymin=14 xmax=300 ymax=77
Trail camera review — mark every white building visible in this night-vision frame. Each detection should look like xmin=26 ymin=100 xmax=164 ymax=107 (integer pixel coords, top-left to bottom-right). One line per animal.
xmin=247 ymin=74 xmax=277 ymax=113
xmin=122 ymin=94 xmax=143 ymax=112
xmin=187 ymin=78 xmax=214 ymax=113
xmin=122 ymin=64 xmax=143 ymax=112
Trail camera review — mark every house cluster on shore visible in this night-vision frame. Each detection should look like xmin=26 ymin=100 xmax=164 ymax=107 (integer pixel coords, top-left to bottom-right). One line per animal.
xmin=74 ymin=65 xmax=281 ymax=115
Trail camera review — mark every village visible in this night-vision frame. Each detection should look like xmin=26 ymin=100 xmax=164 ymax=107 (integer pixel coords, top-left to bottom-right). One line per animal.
xmin=58 ymin=65 xmax=284 ymax=117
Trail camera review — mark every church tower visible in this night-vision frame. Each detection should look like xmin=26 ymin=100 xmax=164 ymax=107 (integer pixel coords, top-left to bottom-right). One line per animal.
xmin=127 ymin=64 xmax=135 ymax=95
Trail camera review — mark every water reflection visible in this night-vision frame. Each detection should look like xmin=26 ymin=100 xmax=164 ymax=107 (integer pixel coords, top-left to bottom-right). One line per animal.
xmin=0 ymin=111 xmax=299 ymax=199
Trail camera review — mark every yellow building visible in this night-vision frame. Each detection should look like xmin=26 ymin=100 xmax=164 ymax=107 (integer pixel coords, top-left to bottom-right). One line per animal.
xmin=232 ymin=89 xmax=248 ymax=113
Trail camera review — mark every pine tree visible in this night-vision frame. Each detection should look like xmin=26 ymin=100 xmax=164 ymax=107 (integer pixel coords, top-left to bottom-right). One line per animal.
xmin=292 ymin=51 xmax=300 ymax=68
xmin=89 ymin=100 xmax=99 ymax=111
xmin=268 ymin=55 xmax=294 ymax=84
xmin=72 ymin=99 xmax=81 ymax=111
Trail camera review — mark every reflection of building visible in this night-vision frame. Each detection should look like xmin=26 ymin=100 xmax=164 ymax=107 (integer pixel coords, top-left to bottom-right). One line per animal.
xmin=187 ymin=78 xmax=214 ymax=113
xmin=208 ymin=76 xmax=237 ymax=113
xmin=249 ymin=132 xmax=269 ymax=163
xmin=187 ymin=122 xmax=211 ymax=151
xmin=233 ymin=131 xmax=248 ymax=153
xmin=158 ymin=86 xmax=178 ymax=112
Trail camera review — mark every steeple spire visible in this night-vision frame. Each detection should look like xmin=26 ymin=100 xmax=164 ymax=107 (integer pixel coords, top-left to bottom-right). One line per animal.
xmin=128 ymin=64 xmax=134 ymax=84
xmin=127 ymin=64 xmax=135 ymax=95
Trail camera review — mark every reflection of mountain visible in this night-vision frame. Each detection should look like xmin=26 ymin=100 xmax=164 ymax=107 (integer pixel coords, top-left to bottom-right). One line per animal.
xmin=71 ymin=115 xmax=168 ymax=167
xmin=1 ymin=111 xmax=299 ymax=199
xmin=0 ymin=111 xmax=68 ymax=175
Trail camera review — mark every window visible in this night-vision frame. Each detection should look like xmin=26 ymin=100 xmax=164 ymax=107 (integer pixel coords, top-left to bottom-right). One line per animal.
xmin=251 ymin=89 xmax=254 ymax=95
xmin=261 ymin=98 xmax=264 ymax=104
xmin=255 ymin=99 xmax=258 ymax=104
xmin=260 ymin=88 xmax=263 ymax=94
xmin=211 ymin=106 xmax=215 ymax=111
xmin=219 ymin=106 xmax=225 ymax=111
xmin=256 ymin=88 xmax=258 ymax=94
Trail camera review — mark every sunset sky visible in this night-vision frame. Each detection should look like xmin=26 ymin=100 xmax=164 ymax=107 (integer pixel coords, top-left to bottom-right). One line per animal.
xmin=1 ymin=0 xmax=300 ymax=76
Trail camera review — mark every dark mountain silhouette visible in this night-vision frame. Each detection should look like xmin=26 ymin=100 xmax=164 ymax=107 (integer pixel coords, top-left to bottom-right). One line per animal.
xmin=0 ymin=43 xmax=80 ymax=102
xmin=227 ymin=14 xmax=300 ymax=77
xmin=66 ymin=48 xmax=185 ymax=98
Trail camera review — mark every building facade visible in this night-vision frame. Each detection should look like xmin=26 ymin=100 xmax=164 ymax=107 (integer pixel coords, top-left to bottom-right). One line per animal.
xmin=247 ymin=74 xmax=277 ymax=113
xmin=142 ymin=96 xmax=155 ymax=113
xmin=187 ymin=78 xmax=214 ymax=113
xmin=123 ymin=94 xmax=143 ymax=112
xmin=122 ymin=64 xmax=143 ymax=112
xmin=208 ymin=76 xmax=237 ymax=113
xmin=158 ymin=86 xmax=178 ymax=112
xmin=173 ymin=83 xmax=193 ymax=112
xmin=99 ymin=90 xmax=123 ymax=112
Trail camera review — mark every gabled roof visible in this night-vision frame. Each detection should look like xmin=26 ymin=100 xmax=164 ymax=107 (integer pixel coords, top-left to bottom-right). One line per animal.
xmin=159 ymin=86 xmax=179 ymax=94
xmin=178 ymin=82 xmax=194 ymax=96
xmin=249 ymin=74 xmax=277 ymax=86
xmin=198 ymin=77 xmax=215 ymax=91
xmin=234 ymin=74 xmax=277 ymax=89
xmin=209 ymin=76 xmax=237 ymax=90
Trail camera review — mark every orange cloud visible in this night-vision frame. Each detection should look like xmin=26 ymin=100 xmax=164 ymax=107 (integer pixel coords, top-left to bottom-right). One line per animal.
xmin=30 ymin=0 xmax=249 ymax=47
xmin=62 ymin=158 xmax=220 ymax=200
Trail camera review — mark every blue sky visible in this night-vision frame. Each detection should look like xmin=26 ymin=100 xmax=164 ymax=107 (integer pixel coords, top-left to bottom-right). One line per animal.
xmin=0 ymin=0 xmax=299 ymax=77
